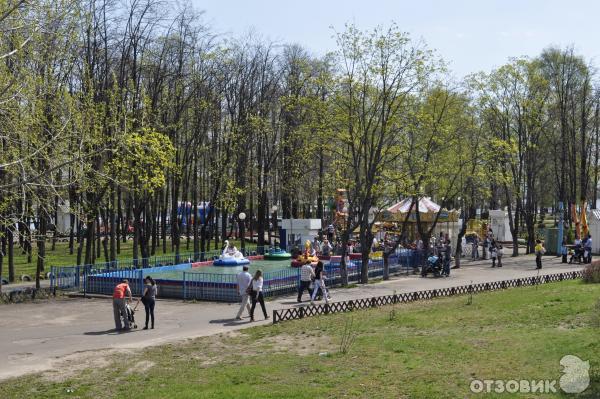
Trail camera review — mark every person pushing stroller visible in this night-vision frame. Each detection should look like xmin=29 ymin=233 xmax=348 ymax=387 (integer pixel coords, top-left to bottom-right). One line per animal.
xmin=113 ymin=279 xmax=133 ymax=330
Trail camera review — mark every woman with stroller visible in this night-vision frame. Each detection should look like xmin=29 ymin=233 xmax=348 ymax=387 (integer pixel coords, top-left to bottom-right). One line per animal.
xmin=569 ymin=236 xmax=583 ymax=264
xmin=137 ymin=276 xmax=157 ymax=329
xmin=311 ymin=261 xmax=330 ymax=305
xmin=249 ymin=269 xmax=269 ymax=321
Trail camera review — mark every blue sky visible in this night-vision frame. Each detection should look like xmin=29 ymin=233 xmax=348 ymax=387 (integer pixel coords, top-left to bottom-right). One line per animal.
xmin=191 ymin=0 xmax=599 ymax=78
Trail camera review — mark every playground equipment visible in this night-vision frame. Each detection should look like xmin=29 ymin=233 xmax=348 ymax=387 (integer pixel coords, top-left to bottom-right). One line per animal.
xmin=264 ymin=247 xmax=292 ymax=260
xmin=291 ymin=240 xmax=319 ymax=267
xmin=214 ymin=240 xmax=250 ymax=266
xmin=334 ymin=189 xmax=348 ymax=229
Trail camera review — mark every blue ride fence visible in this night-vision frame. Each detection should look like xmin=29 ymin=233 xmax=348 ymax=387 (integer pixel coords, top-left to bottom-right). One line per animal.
xmin=50 ymin=247 xmax=424 ymax=302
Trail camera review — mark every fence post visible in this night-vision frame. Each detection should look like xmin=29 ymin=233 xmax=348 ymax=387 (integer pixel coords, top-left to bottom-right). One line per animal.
xmin=183 ymin=272 xmax=187 ymax=300
xmin=138 ymin=269 xmax=143 ymax=295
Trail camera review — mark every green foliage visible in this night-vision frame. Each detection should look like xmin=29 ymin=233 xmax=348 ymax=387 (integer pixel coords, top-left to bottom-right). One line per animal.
xmin=110 ymin=129 xmax=176 ymax=194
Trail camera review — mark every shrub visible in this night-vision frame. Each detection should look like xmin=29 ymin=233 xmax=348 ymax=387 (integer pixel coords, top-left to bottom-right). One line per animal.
xmin=582 ymin=262 xmax=600 ymax=283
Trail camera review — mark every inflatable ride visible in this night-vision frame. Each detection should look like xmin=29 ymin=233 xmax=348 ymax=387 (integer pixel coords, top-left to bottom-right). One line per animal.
xmin=291 ymin=240 xmax=319 ymax=267
xmin=264 ymin=247 xmax=292 ymax=260
xmin=214 ymin=240 xmax=250 ymax=266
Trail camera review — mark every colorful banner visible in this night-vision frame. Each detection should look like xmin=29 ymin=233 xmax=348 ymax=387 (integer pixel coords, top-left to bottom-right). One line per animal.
xmin=581 ymin=201 xmax=588 ymax=237
xmin=571 ymin=203 xmax=581 ymax=238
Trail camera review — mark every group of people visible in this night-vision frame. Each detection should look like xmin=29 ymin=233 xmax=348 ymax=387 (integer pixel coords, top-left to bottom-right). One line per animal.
xmin=310 ymin=235 xmax=356 ymax=257
xmin=432 ymin=233 xmax=453 ymax=276
xmin=297 ymin=260 xmax=331 ymax=304
xmin=112 ymin=276 xmax=157 ymax=331
xmin=468 ymin=231 xmax=506 ymax=268
xmin=561 ymin=234 xmax=593 ymax=264
xmin=235 ymin=266 xmax=269 ymax=321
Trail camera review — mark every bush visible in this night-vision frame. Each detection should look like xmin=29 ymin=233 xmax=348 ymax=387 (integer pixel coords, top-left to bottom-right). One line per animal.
xmin=582 ymin=262 xmax=600 ymax=283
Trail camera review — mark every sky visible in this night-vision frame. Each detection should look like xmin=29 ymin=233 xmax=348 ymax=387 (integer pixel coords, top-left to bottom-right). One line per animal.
xmin=191 ymin=0 xmax=600 ymax=78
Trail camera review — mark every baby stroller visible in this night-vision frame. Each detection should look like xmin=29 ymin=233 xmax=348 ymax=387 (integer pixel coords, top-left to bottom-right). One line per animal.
xmin=421 ymin=255 xmax=442 ymax=277
xmin=122 ymin=303 xmax=137 ymax=329
xmin=569 ymin=246 xmax=584 ymax=264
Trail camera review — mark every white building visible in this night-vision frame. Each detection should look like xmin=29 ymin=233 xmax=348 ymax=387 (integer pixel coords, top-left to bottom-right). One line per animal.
xmin=280 ymin=219 xmax=322 ymax=249
xmin=489 ymin=209 xmax=513 ymax=242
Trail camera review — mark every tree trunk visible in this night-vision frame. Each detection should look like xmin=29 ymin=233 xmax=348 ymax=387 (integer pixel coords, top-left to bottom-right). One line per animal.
xmin=257 ymin=188 xmax=267 ymax=252
xmin=76 ymin=220 xmax=84 ymax=266
xmin=68 ymin=211 xmax=75 ymax=255
xmin=359 ymin=216 xmax=373 ymax=285
xmin=36 ymin=213 xmax=48 ymax=289
xmin=96 ymin=215 xmax=101 ymax=260
xmin=0 ymin=228 xmax=5 ymax=293
xmin=84 ymin=220 xmax=95 ymax=265
xmin=8 ymin=227 xmax=15 ymax=282
xmin=110 ymin=189 xmax=116 ymax=261
xmin=116 ymin=188 xmax=122 ymax=254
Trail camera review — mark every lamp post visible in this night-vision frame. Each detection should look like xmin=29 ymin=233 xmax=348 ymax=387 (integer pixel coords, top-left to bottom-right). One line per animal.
xmin=271 ymin=205 xmax=278 ymax=247
xmin=239 ymin=212 xmax=246 ymax=254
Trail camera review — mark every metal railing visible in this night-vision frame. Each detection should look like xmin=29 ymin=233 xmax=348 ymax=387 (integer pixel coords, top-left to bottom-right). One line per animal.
xmin=272 ymin=270 xmax=584 ymax=323
xmin=49 ymin=245 xmax=264 ymax=274
xmin=50 ymin=248 xmax=425 ymax=303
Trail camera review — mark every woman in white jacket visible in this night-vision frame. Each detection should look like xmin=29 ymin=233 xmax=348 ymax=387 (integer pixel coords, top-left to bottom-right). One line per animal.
xmin=310 ymin=261 xmax=330 ymax=305
xmin=250 ymin=269 xmax=269 ymax=321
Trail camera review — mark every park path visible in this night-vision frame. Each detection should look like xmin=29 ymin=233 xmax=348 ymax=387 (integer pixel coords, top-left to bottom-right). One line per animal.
xmin=0 ymin=254 xmax=583 ymax=381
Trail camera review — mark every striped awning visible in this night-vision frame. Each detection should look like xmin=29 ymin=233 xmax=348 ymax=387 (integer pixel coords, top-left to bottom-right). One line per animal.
xmin=387 ymin=197 xmax=441 ymax=214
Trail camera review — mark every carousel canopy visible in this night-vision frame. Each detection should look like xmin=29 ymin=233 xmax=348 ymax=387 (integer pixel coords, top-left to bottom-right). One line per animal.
xmin=386 ymin=197 xmax=441 ymax=214
xmin=380 ymin=197 xmax=458 ymax=223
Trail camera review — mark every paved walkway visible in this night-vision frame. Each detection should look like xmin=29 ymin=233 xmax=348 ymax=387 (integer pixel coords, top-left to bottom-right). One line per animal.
xmin=0 ymin=254 xmax=583 ymax=381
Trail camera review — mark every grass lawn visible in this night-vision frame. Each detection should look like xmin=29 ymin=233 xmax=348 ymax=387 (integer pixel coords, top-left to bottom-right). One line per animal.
xmin=4 ymin=238 xmax=252 ymax=278
xmin=2 ymin=280 xmax=599 ymax=398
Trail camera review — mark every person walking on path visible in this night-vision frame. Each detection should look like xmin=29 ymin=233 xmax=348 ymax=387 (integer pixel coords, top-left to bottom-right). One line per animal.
xmin=442 ymin=240 xmax=452 ymax=276
xmin=482 ymin=236 xmax=489 ymax=260
xmin=560 ymin=238 xmax=568 ymax=264
xmin=235 ymin=266 xmax=252 ymax=320
xmin=471 ymin=235 xmax=479 ymax=260
xmin=584 ymin=234 xmax=593 ymax=264
xmin=112 ymin=279 xmax=132 ymax=330
xmin=297 ymin=260 xmax=315 ymax=303
xmin=535 ymin=239 xmax=545 ymax=269
xmin=496 ymin=244 xmax=503 ymax=267
xmin=137 ymin=276 xmax=157 ymax=329
xmin=490 ymin=239 xmax=497 ymax=268
xmin=250 ymin=270 xmax=269 ymax=321
xmin=310 ymin=261 xmax=330 ymax=305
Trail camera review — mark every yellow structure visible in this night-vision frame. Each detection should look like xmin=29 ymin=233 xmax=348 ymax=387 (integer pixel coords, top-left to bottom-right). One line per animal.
xmin=296 ymin=240 xmax=319 ymax=263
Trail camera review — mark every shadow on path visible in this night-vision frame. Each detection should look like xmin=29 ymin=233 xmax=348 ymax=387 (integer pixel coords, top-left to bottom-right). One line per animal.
xmin=209 ymin=318 xmax=253 ymax=327
xmin=84 ymin=328 xmax=135 ymax=336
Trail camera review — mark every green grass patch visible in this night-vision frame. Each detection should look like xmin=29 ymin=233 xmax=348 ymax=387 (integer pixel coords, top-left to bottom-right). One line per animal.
xmin=1 ymin=280 xmax=599 ymax=398
xmin=4 ymin=239 xmax=252 ymax=278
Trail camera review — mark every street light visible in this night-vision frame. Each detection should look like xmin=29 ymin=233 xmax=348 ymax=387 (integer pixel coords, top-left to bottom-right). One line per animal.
xmin=239 ymin=212 xmax=246 ymax=253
